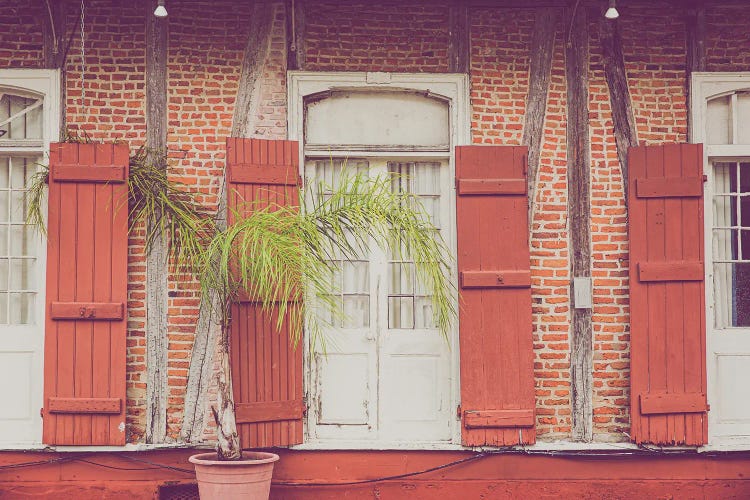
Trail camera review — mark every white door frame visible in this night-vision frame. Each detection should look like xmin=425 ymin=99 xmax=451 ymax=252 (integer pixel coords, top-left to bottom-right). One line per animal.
xmin=287 ymin=72 xmax=470 ymax=448
xmin=691 ymin=72 xmax=750 ymax=450
xmin=0 ymin=69 xmax=59 ymax=446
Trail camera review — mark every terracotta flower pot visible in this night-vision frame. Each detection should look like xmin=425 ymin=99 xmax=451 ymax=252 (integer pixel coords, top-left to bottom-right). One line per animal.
xmin=189 ymin=451 xmax=280 ymax=500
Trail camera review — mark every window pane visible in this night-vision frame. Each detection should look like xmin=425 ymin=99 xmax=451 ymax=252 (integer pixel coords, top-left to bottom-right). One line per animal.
xmin=737 ymin=92 xmax=750 ymax=144
xmin=0 ymin=292 xmax=7 ymax=324
xmin=9 ymin=292 xmax=33 ymax=325
xmin=9 ymin=259 xmax=33 ymax=290
xmin=707 ymin=95 xmax=731 ymax=145
xmin=389 ymin=262 xmax=414 ymax=294
xmin=713 ymin=162 xmax=736 ymax=194
xmin=342 ymin=261 xmax=368 ymax=294
xmin=414 ymin=296 xmax=434 ymax=329
xmin=9 ymin=225 xmax=31 ymax=256
xmin=714 ymin=263 xmax=750 ymax=328
xmin=0 ymin=158 xmax=9 ymax=189
xmin=713 ymin=229 xmax=737 ymax=261
xmin=0 ymin=95 xmax=42 ymax=140
xmin=343 ymin=296 xmax=369 ymax=328
xmin=389 ymin=296 xmax=414 ymax=329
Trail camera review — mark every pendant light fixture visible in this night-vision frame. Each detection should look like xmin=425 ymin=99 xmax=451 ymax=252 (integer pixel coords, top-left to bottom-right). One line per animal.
xmin=605 ymin=0 xmax=619 ymax=19
xmin=154 ymin=0 xmax=167 ymax=17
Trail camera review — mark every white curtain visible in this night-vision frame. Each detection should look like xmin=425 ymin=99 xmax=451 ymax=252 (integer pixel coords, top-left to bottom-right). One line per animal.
xmin=713 ymin=162 xmax=735 ymax=328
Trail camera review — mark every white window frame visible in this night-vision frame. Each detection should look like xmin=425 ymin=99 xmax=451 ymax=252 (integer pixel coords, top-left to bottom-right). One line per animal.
xmin=0 ymin=69 xmax=59 ymax=448
xmin=691 ymin=72 xmax=750 ymax=451
xmin=287 ymin=71 xmax=470 ymax=449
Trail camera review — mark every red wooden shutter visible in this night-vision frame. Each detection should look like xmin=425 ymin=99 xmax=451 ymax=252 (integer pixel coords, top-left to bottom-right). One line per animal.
xmin=456 ymin=145 xmax=536 ymax=446
xmin=226 ymin=138 xmax=304 ymax=447
xmin=43 ymin=143 xmax=129 ymax=445
xmin=629 ymin=143 xmax=708 ymax=446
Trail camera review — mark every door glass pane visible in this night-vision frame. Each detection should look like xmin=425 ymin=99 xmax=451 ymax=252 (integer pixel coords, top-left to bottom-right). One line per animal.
xmin=0 ymin=156 xmax=40 ymax=325
xmin=386 ymin=161 xmax=443 ymax=330
xmin=308 ymin=158 xmax=371 ymax=330
xmin=713 ymin=161 xmax=750 ymax=328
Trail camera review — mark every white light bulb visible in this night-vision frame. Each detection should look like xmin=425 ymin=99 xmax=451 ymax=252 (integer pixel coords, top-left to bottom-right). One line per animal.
xmin=605 ymin=0 xmax=619 ymax=20
xmin=154 ymin=5 xmax=168 ymax=17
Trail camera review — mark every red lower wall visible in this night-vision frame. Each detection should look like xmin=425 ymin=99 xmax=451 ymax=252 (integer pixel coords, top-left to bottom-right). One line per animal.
xmin=1 ymin=449 xmax=750 ymax=499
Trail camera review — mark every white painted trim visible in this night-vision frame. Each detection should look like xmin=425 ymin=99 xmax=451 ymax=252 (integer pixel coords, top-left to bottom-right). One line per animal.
xmin=691 ymin=72 xmax=750 ymax=452
xmin=0 ymin=69 xmax=59 ymax=447
xmin=288 ymin=72 xmax=469 ymax=447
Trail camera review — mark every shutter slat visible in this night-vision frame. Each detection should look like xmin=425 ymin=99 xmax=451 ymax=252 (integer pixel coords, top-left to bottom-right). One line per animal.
xmin=456 ymin=178 xmax=526 ymax=195
xmin=463 ymin=409 xmax=535 ymax=428
xmin=628 ymin=143 xmax=708 ymax=446
xmin=640 ymin=393 xmax=707 ymax=415
xmin=227 ymin=138 xmax=304 ymax=448
xmin=635 ymin=176 xmax=703 ymax=198
xmin=460 ymin=270 xmax=531 ymax=288
xmin=43 ymin=143 xmax=128 ymax=446
xmin=638 ymin=261 xmax=704 ymax=282
xmin=50 ymin=302 xmax=125 ymax=320
xmin=48 ymin=398 xmax=121 ymax=414
xmin=456 ymin=145 xmax=535 ymax=446
xmin=235 ymin=400 xmax=305 ymax=423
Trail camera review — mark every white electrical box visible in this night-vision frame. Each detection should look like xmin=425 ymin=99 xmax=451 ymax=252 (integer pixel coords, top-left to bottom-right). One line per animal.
xmin=573 ymin=277 xmax=593 ymax=309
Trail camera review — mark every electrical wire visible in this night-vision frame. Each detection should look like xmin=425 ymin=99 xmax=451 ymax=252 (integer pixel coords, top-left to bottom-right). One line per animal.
xmin=272 ymin=452 xmax=488 ymax=487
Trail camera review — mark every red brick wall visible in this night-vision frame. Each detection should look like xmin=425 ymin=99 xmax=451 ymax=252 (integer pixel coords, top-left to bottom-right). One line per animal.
xmin=0 ymin=3 xmax=44 ymax=68
xmin=3 ymin=0 xmax=750 ymax=447
xmin=304 ymin=1 xmax=450 ymax=73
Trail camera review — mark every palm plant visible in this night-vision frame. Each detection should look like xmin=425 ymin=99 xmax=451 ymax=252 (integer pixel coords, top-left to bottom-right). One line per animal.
xmin=202 ymin=169 xmax=456 ymax=459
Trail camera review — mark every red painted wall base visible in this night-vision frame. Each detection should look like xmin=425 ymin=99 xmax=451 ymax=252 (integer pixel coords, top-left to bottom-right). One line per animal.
xmin=1 ymin=449 xmax=749 ymax=499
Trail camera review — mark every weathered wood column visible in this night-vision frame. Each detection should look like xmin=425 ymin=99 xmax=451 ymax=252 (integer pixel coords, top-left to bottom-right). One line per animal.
xmin=565 ymin=4 xmax=593 ymax=442
xmin=41 ymin=0 xmax=67 ymax=130
xmin=524 ymin=8 xmax=559 ymax=222
xmin=600 ymin=17 xmax=638 ymax=201
xmin=181 ymin=0 xmax=275 ymax=443
xmin=448 ymin=2 xmax=470 ymax=74
xmin=145 ymin=0 xmax=169 ymax=444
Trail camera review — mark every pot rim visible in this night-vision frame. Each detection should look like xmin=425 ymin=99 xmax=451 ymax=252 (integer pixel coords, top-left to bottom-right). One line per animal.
xmin=189 ymin=451 xmax=280 ymax=466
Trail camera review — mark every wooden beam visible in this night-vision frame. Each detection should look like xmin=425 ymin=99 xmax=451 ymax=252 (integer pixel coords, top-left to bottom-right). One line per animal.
xmin=523 ymin=8 xmax=559 ymax=223
xmin=144 ymin=0 xmax=169 ymax=445
xmin=232 ymin=1 xmax=274 ymax=138
xmin=686 ymin=7 xmax=707 ymax=74
xmin=42 ymin=0 xmax=66 ymax=69
xmin=565 ymin=4 xmax=593 ymax=443
xmin=448 ymin=2 xmax=470 ymax=73
xmin=686 ymin=6 xmax=706 ymax=138
xmin=600 ymin=17 xmax=638 ymax=202
xmin=286 ymin=0 xmax=306 ymax=71
xmin=181 ymin=1 xmax=276 ymax=444
xmin=41 ymin=0 xmax=66 ymax=131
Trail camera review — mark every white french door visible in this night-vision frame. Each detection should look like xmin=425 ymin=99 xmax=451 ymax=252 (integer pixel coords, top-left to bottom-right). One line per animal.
xmin=305 ymin=157 xmax=454 ymax=444
xmin=0 ymin=91 xmax=47 ymax=445
xmin=707 ymin=159 xmax=750 ymax=447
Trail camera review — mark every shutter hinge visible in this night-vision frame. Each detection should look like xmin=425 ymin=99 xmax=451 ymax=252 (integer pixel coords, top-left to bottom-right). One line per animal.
xmin=302 ymin=396 xmax=308 ymax=416
xmin=702 ymin=174 xmax=708 ymax=183
xmin=40 ymin=407 xmax=44 ymax=418
xmin=456 ymin=404 xmax=462 ymax=420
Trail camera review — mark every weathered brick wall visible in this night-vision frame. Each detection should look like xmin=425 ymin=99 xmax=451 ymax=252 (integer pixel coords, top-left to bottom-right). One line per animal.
xmin=304 ymin=1 xmax=450 ymax=73
xmin=0 ymin=3 xmax=44 ymax=68
xmin=3 ymin=0 xmax=750 ymax=446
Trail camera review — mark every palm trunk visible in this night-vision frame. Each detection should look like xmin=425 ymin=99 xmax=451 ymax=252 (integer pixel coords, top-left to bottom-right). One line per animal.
xmin=212 ymin=319 xmax=242 ymax=460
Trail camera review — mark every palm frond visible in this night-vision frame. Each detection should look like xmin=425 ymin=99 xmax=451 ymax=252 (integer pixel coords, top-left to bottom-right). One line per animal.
xmin=199 ymin=169 xmax=456 ymax=351
xmin=128 ymin=147 xmax=214 ymax=275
